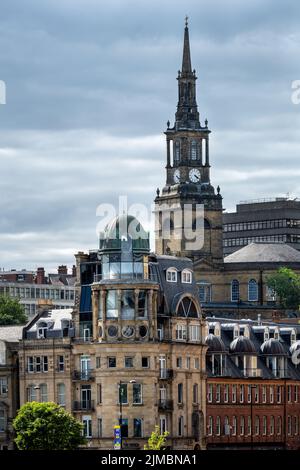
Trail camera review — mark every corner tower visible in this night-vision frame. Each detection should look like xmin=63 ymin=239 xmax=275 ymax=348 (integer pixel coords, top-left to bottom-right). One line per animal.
xmin=155 ymin=19 xmax=223 ymax=268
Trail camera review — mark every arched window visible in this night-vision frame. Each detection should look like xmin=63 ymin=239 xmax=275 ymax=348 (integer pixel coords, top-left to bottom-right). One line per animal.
xmin=255 ymin=416 xmax=260 ymax=435
xmin=191 ymin=140 xmax=197 ymax=160
xmin=231 ymin=280 xmax=240 ymax=302
xmin=270 ymin=416 xmax=274 ymax=435
xmin=277 ymin=416 xmax=282 ymax=435
xmin=224 ymin=416 xmax=230 ymax=435
xmin=208 ymin=416 xmax=213 ymax=435
xmin=181 ymin=269 xmax=192 ymax=284
xmin=216 ymin=416 xmax=221 ymax=435
xmin=240 ymin=416 xmax=245 ymax=436
xmin=166 ymin=267 xmax=177 ymax=283
xmin=232 ymin=416 xmax=237 ymax=435
xmin=248 ymin=279 xmax=258 ymax=301
xmin=177 ymin=297 xmax=198 ymax=318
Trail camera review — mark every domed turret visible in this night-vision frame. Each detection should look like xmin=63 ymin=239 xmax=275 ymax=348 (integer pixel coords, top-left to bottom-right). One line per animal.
xmin=99 ymin=214 xmax=149 ymax=253
xmin=260 ymin=338 xmax=287 ymax=356
xmin=98 ymin=214 xmax=150 ymax=281
xmin=205 ymin=334 xmax=226 ymax=353
xmin=230 ymin=336 xmax=256 ymax=355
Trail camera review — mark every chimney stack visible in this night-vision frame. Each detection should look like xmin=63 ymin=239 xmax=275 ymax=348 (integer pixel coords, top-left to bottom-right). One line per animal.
xmin=58 ymin=265 xmax=68 ymax=275
xmin=72 ymin=265 xmax=76 ymax=277
xmin=36 ymin=267 xmax=45 ymax=284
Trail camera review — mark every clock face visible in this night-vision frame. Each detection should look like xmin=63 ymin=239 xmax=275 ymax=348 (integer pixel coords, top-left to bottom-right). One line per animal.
xmin=173 ymin=169 xmax=180 ymax=183
xmin=189 ymin=168 xmax=201 ymax=183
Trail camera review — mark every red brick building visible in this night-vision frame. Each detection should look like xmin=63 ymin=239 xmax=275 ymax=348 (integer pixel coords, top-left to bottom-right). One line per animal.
xmin=205 ymin=319 xmax=300 ymax=449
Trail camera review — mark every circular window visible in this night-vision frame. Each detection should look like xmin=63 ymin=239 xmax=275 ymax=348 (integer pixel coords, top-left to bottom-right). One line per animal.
xmin=122 ymin=326 xmax=135 ymax=338
xmin=139 ymin=325 xmax=148 ymax=338
xmin=108 ymin=325 xmax=118 ymax=337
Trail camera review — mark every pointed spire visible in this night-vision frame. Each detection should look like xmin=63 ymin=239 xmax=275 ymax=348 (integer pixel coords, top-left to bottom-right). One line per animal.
xmin=182 ymin=16 xmax=192 ymax=74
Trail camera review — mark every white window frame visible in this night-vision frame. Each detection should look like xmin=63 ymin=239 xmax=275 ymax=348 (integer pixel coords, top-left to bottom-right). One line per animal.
xmin=181 ymin=269 xmax=192 ymax=284
xmin=176 ymin=324 xmax=187 ymax=341
xmin=166 ymin=268 xmax=177 ymax=283
xmin=189 ymin=325 xmax=200 ymax=341
xmin=82 ymin=415 xmax=92 ymax=438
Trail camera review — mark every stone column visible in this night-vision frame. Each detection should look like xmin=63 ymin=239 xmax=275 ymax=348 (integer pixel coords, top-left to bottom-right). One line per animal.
xmin=134 ymin=288 xmax=140 ymax=340
xmin=152 ymin=290 xmax=158 ymax=340
xmin=205 ymin=137 xmax=209 ymax=166
xmin=148 ymin=290 xmax=153 ymax=339
xmin=199 ymin=139 xmax=202 ymax=165
xmin=117 ymin=289 xmax=122 ymax=339
xmin=92 ymin=288 xmax=98 ymax=341
xmin=102 ymin=289 xmax=107 ymax=341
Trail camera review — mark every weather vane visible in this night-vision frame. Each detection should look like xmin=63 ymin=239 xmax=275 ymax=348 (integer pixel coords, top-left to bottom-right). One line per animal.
xmin=185 ymin=15 xmax=188 ymax=27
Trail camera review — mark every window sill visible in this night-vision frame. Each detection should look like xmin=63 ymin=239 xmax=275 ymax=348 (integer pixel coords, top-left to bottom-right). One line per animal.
xmin=132 ymin=403 xmax=143 ymax=406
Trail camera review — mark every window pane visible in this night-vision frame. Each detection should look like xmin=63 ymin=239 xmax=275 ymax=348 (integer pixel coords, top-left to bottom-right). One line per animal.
xmin=133 ymin=383 xmax=142 ymax=404
xmin=133 ymin=418 xmax=142 ymax=437
xmin=121 ymin=290 xmax=135 ymax=319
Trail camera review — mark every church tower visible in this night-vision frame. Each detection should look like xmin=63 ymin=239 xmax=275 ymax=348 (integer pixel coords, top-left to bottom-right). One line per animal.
xmin=155 ymin=19 xmax=223 ymax=267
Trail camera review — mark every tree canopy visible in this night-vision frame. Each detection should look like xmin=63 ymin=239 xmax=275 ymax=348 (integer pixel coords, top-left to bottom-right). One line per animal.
xmin=267 ymin=267 xmax=300 ymax=310
xmin=144 ymin=425 xmax=169 ymax=450
xmin=0 ymin=295 xmax=27 ymax=325
xmin=13 ymin=402 xmax=86 ymax=450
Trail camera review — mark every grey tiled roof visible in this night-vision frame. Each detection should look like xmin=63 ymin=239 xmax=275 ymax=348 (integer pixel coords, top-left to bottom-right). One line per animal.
xmin=206 ymin=317 xmax=300 ymax=380
xmin=224 ymin=242 xmax=300 ymax=263
xmin=149 ymin=254 xmax=199 ymax=315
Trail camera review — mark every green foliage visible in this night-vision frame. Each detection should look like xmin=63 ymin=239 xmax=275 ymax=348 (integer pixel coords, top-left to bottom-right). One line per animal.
xmin=144 ymin=425 xmax=169 ymax=450
xmin=0 ymin=295 xmax=27 ymax=325
xmin=13 ymin=402 xmax=86 ymax=450
xmin=267 ymin=267 xmax=300 ymax=310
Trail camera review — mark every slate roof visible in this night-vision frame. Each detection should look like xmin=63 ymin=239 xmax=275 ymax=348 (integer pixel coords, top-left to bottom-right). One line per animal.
xmin=149 ymin=254 xmax=200 ymax=316
xmin=206 ymin=317 xmax=300 ymax=380
xmin=224 ymin=242 xmax=300 ymax=264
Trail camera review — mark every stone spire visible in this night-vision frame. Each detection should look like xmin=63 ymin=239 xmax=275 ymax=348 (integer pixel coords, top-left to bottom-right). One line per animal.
xmin=182 ymin=16 xmax=192 ymax=75
xmin=175 ymin=18 xmax=200 ymax=130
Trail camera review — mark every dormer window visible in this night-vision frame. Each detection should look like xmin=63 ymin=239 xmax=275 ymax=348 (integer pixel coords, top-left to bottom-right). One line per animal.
xmin=181 ymin=269 xmax=192 ymax=284
xmin=166 ymin=268 xmax=177 ymax=283
xmin=233 ymin=325 xmax=239 ymax=339
xmin=274 ymin=328 xmax=279 ymax=340
xmin=37 ymin=322 xmax=48 ymax=339
xmin=291 ymin=329 xmax=297 ymax=345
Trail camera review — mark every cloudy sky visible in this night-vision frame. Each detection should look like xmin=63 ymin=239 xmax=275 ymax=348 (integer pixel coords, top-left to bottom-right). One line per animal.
xmin=0 ymin=0 xmax=300 ymax=272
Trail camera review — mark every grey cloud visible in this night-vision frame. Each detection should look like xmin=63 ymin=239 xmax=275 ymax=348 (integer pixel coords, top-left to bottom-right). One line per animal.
xmin=0 ymin=0 xmax=300 ymax=270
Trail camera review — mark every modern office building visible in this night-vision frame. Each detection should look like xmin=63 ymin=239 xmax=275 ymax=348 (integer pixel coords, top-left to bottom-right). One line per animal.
xmin=223 ymin=198 xmax=300 ymax=256
xmin=0 ymin=266 xmax=76 ymax=319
